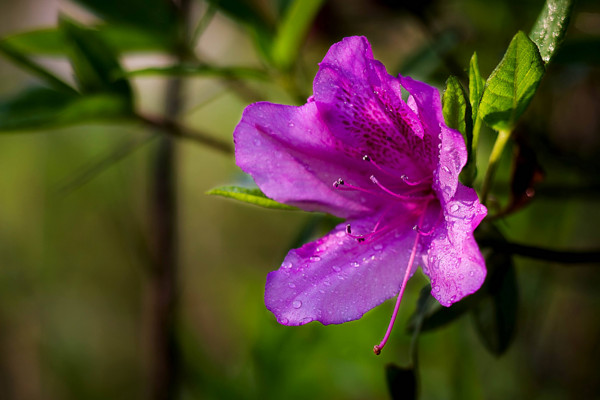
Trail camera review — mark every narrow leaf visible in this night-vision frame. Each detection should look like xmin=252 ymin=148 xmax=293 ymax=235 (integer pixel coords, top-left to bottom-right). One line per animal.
xmin=207 ymin=186 xmax=299 ymax=211
xmin=0 ymin=41 xmax=77 ymax=94
xmin=479 ymin=31 xmax=545 ymax=132
xmin=443 ymin=76 xmax=475 ymax=185
xmin=2 ymin=25 xmax=169 ymax=56
xmin=126 ymin=65 xmax=269 ymax=81
xmin=271 ymin=0 xmax=324 ymax=70
xmin=529 ymin=0 xmax=573 ymax=64
xmin=469 ymin=52 xmax=485 ymax=123
xmin=60 ymin=18 xmax=133 ymax=110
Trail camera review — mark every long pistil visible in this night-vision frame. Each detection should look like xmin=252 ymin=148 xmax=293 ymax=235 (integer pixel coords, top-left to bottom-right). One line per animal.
xmin=373 ymin=226 xmax=421 ymax=355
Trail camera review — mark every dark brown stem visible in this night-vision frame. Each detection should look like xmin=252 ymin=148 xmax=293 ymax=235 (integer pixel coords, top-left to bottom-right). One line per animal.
xmin=148 ymin=0 xmax=190 ymax=399
xmin=479 ymin=239 xmax=600 ymax=264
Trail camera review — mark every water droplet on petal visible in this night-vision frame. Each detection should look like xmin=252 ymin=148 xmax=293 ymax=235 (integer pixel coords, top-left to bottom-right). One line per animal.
xmin=288 ymin=122 xmax=295 ymax=127
xmin=292 ymin=300 xmax=302 ymax=309
xmin=450 ymin=204 xmax=459 ymax=212
xmin=332 ymin=265 xmax=341 ymax=272
xmin=469 ymin=270 xmax=475 ymax=277
xmin=288 ymin=282 xmax=296 ymax=288
xmin=301 ymin=317 xmax=313 ymax=325
xmin=434 ymin=285 xmax=441 ymax=292
xmin=310 ymin=256 xmax=321 ymax=262
xmin=350 ymin=262 xmax=359 ymax=268
xmin=282 ymin=262 xmax=292 ymax=269
xmin=278 ymin=317 xmax=289 ymax=325
xmin=373 ymin=243 xmax=383 ymax=251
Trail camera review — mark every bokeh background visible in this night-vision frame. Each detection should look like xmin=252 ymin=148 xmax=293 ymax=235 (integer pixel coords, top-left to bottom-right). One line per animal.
xmin=0 ymin=0 xmax=599 ymax=399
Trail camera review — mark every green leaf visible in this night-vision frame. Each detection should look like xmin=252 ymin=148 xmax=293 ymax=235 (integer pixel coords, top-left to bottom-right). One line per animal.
xmin=0 ymin=40 xmax=77 ymax=94
xmin=471 ymin=249 xmax=519 ymax=356
xmin=207 ymin=186 xmax=299 ymax=211
xmin=60 ymin=18 xmax=133 ymax=110
xmin=443 ymin=76 xmax=475 ymax=185
xmin=0 ymin=87 xmax=132 ymax=132
xmin=1 ymin=25 xmax=169 ymax=56
xmin=479 ymin=31 xmax=545 ymax=132
xmin=271 ymin=0 xmax=324 ymax=70
xmin=469 ymin=52 xmax=485 ymax=123
xmin=529 ymin=0 xmax=573 ymax=64
xmin=72 ymin=0 xmax=178 ymax=39
xmin=385 ymin=364 xmax=417 ymax=400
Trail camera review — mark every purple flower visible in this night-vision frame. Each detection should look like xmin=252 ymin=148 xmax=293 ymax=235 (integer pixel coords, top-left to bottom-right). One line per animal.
xmin=234 ymin=36 xmax=487 ymax=353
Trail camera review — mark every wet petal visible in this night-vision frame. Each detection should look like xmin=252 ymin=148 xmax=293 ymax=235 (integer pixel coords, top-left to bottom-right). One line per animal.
xmin=265 ymin=213 xmax=421 ymax=325
xmin=422 ymin=184 xmax=487 ymax=306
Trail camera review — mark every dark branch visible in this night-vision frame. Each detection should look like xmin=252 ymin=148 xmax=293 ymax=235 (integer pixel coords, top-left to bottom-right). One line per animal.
xmin=479 ymin=239 xmax=600 ymax=264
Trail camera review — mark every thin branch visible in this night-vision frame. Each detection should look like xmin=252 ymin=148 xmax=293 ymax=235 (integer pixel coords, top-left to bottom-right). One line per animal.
xmin=479 ymin=239 xmax=600 ymax=264
xmin=138 ymin=114 xmax=233 ymax=155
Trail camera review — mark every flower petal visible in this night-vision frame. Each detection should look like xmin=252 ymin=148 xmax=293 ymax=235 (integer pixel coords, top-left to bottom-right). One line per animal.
xmin=399 ymin=75 xmax=467 ymax=203
xmin=422 ymin=184 xmax=487 ymax=306
xmin=234 ymin=101 xmax=379 ymax=218
xmin=312 ymin=37 xmax=429 ymax=178
xmin=265 ymin=212 xmax=421 ymax=325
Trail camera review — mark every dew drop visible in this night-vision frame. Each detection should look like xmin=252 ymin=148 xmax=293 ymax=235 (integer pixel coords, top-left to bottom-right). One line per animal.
xmin=332 ymin=265 xmax=341 ymax=272
xmin=282 ymin=261 xmax=292 ymax=269
xmin=288 ymin=122 xmax=295 ymax=127
xmin=278 ymin=317 xmax=289 ymax=325
xmin=310 ymin=256 xmax=321 ymax=262
xmin=288 ymin=282 xmax=296 ymax=288
xmin=469 ymin=270 xmax=475 ymax=277
xmin=434 ymin=285 xmax=441 ymax=292
xmin=350 ymin=262 xmax=360 ymax=268
xmin=253 ymin=139 xmax=262 ymax=146
xmin=458 ymin=274 xmax=464 ymax=280
xmin=450 ymin=204 xmax=459 ymax=212
xmin=373 ymin=243 xmax=383 ymax=251
xmin=442 ymin=166 xmax=450 ymax=173
xmin=301 ymin=317 xmax=313 ymax=325
xmin=292 ymin=300 xmax=302 ymax=309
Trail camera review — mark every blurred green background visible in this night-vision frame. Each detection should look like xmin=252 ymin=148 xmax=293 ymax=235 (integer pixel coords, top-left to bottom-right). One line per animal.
xmin=0 ymin=0 xmax=598 ymax=399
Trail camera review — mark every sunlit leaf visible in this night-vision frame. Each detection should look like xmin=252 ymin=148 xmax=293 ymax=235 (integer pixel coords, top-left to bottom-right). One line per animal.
xmin=443 ymin=76 xmax=474 ymax=185
xmin=479 ymin=31 xmax=545 ymax=132
xmin=207 ymin=186 xmax=299 ymax=210
xmin=529 ymin=0 xmax=573 ymax=64
xmin=271 ymin=0 xmax=324 ymax=70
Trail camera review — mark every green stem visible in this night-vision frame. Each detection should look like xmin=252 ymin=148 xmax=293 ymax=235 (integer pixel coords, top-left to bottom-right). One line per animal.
xmin=480 ymin=129 xmax=511 ymax=205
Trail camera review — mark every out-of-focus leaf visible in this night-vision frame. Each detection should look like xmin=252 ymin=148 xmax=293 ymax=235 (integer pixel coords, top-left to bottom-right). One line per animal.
xmin=443 ymin=76 xmax=474 ymax=185
xmin=469 ymin=52 xmax=485 ymax=123
xmin=0 ymin=87 xmax=132 ymax=132
xmin=206 ymin=0 xmax=274 ymax=63
xmin=72 ymin=0 xmax=178 ymax=39
xmin=288 ymin=214 xmax=342 ymax=249
xmin=406 ymin=292 xmax=481 ymax=334
xmin=271 ymin=0 xmax=324 ymax=70
xmin=397 ymin=30 xmax=458 ymax=79
xmin=2 ymin=25 xmax=170 ymax=56
xmin=529 ymin=0 xmax=573 ymax=64
xmin=471 ymin=247 xmax=519 ymax=356
xmin=0 ymin=41 xmax=77 ymax=94
xmin=207 ymin=186 xmax=299 ymax=211
xmin=126 ymin=65 xmax=268 ymax=80
xmin=479 ymin=31 xmax=545 ymax=132
xmin=60 ymin=18 xmax=133 ymax=110
xmin=385 ymin=364 xmax=417 ymax=400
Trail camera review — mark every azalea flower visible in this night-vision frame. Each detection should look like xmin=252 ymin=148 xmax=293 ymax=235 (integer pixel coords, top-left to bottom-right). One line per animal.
xmin=234 ymin=36 xmax=487 ymax=354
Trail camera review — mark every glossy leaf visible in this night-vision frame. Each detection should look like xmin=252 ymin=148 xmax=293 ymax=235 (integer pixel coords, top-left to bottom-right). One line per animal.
xmin=271 ymin=0 xmax=324 ymax=70
xmin=1 ymin=25 xmax=170 ymax=56
xmin=479 ymin=31 xmax=545 ymax=132
xmin=471 ymin=248 xmax=519 ymax=356
xmin=385 ymin=364 xmax=417 ymax=400
xmin=60 ymin=18 xmax=133 ymax=110
xmin=207 ymin=186 xmax=299 ymax=211
xmin=529 ymin=0 xmax=573 ymax=64
xmin=0 ymin=87 xmax=131 ymax=132
xmin=0 ymin=41 xmax=76 ymax=94
xmin=469 ymin=52 xmax=485 ymax=123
